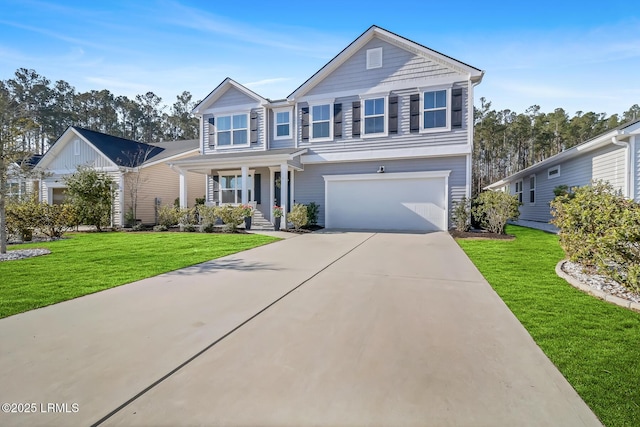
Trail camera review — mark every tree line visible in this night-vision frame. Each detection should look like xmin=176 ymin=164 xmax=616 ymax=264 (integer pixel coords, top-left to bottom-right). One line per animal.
xmin=473 ymin=98 xmax=640 ymax=196
xmin=1 ymin=68 xmax=200 ymax=154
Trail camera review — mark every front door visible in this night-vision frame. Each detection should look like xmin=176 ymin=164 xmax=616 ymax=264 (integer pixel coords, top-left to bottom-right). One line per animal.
xmin=274 ymin=171 xmax=291 ymax=212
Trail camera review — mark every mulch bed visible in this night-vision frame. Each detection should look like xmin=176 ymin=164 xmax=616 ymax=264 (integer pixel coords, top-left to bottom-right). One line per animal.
xmin=449 ymin=229 xmax=515 ymax=240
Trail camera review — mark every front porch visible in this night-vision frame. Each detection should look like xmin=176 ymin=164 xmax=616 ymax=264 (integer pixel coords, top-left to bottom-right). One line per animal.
xmin=169 ymin=148 xmax=306 ymax=229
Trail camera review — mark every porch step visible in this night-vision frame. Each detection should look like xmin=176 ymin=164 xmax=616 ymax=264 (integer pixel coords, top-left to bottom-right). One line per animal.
xmin=247 ymin=209 xmax=275 ymax=231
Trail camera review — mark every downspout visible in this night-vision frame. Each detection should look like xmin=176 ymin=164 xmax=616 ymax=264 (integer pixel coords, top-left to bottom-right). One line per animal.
xmin=612 ymin=136 xmax=630 ymax=198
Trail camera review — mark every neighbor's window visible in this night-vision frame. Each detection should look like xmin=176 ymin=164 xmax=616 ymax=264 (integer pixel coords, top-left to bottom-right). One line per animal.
xmin=515 ymin=180 xmax=523 ymax=204
xmin=423 ymin=90 xmax=447 ymax=129
xmin=275 ymin=111 xmax=291 ymax=139
xmin=311 ymin=104 xmax=331 ymax=140
xmin=216 ymin=114 xmax=248 ymax=147
xmin=364 ymin=98 xmax=385 ymax=135
xmin=529 ymin=175 xmax=536 ymax=204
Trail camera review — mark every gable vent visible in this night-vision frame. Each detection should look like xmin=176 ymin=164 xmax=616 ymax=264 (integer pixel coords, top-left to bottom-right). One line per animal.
xmin=366 ymin=47 xmax=383 ymax=69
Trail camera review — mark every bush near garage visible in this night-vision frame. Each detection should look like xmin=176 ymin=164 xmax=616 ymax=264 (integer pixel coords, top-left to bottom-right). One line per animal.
xmin=472 ymin=191 xmax=520 ymax=234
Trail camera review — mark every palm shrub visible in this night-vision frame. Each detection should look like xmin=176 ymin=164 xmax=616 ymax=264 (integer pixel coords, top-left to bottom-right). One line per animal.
xmin=288 ymin=203 xmax=308 ymax=230
xmin=214 ymin=205 xmax=244 ymax=232
xmin=472 ymin=191 xmax=520 ymax=234
xmin=452 ymin=196 xmax=471 ymax=231
xmin=551 ymin=181 xmax=640 ymax=292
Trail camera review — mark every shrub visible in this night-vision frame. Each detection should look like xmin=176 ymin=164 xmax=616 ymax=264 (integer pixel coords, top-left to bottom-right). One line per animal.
xmin=64 ymin=166 xmax=114 ymax=231
xmin=551 ymin=181 xmax=640 ymax=292
xmin=201 ymin=223 xmax=216 ymax=233
xmin=306 ymin=202 xmax=319 ymax=227
xmin=472 ymin=191 xmax=520 ymax=234
xmin=272 ymin=205 xmax=283 ymax=218
xmin=153 ymin=225 xmax=168 ymax=232
xmin=214 ymin=205 xmax=244 ymax=232
xmin=40 ymin=203 xmax=78 ymax=238
xmin=198 ymin=205 xmax=217 ymax=228
xmin=452 ymin=196 xmax=471 ymax=232
xmin=288 ymin=203 xmax=308 ymax=230
xmin=157 ymin=205 xmax=179 ymax=227
xmin=5 ymin=196 xmax=41 ymax=239
xmin=177 ymin=207 xmax=197 ymax=226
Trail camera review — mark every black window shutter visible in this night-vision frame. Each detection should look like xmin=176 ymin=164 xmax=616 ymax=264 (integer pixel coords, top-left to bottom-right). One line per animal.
xmin=301 ymin=107 xmax=309 ymax=141
xmin=208 ymin=116 xmax=215 ymax=146
xmin=333 ymin=103 xmax=342 ymax=138
xmin=388 ymin=96 xmax=398 ymax=134
xmin=254 ymin=173 xmax=261 ymax=204
xmin=212 ymin=175 xmax=220 ymax=203
xmin=250 ymin=111 xmax=258 ymax=143
xmin=352 ymin=101 xmax=361 ymax=137
xmin=451 ymin=88 xmax=463 ymax=128
xmin=410 ymin=94 xmax=420 ymax=133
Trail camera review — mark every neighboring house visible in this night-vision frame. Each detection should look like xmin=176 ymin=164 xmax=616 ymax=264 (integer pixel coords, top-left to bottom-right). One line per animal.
xmin=171 ymin=25 xmax=484 ymax=231
xmin=486 ymin=119 xmax=640 ymax=223
xmin=35 ymin=126 xmax=205 ymax=226
xmin=6 ymin=154 xmax=42 ymax=199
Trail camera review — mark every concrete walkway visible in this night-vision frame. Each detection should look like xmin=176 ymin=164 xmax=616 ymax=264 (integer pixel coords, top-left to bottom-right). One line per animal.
xmin=0 ymin=232 xmax=601 ymax=426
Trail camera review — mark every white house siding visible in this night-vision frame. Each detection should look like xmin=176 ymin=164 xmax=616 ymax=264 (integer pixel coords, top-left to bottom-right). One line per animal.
xmin=107 ymin=170 xmax=124 ymax=227
xmin=47 ymin=137 xmax=113 ymax=172
xmin=294 ymin=156 xmax=467 ymax=227
xmin=515 ymin=144 xmax=626 ymax=222
xmin=305 ymin=38 xmax=458 ymax=96
xmin=633 ymin=134 xmax=639 ymax=201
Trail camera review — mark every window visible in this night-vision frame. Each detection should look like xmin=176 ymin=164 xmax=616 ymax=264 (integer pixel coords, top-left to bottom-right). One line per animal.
xmin=529 ymin=175 xmax=536 ymax=204
xmin=219 ymin=174 xmax=252 ymax=203
xmin=216 ymin=114 xmax=248 ymax=147
xmin=74 ymin=140 xmax=80 ymax=156
xmin=6 ymin=181 xmax=27 ymax=198
xmin=366 ymin=47 xmax=382 ymax=69
xmin=548 ymin=165 xmax=560 ymax=179
xmin=515 ymin=180 xmax=523 ymax=204
xmin=274 ymin=110 xmax=291 ymax=139
xmin=311 ymin=104 xmax=331 ymax=140
xmin=423 ymin=90 xmax=447 ymax=129
xmin=363 ymin=97 xmax=385 ymax=135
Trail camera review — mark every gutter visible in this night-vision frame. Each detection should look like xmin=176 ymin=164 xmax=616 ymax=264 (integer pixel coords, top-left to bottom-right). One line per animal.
xmin=612 ymin=135 xmax=631 ymax=198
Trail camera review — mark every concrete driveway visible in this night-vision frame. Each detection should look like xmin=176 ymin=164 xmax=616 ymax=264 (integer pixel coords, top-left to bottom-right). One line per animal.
xmin=0 ymin=231 xmax=601 ymax=426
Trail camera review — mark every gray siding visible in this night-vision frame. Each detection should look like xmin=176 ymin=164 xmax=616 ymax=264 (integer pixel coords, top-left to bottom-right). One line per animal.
xmin=294 ymin=156 xmax=467 ymax=227
xmin=515 ymin=144 xmax=626 ymax=222
xmin=213 ymin=87 xmax=258 ymax=108
xmin=267 ymin=109 xmax=295 ymax=150
xmin=306 ymin=38 xmax=459 ymax=96
xmin=297 ymin=85 xmax=469 ymax=155
xmin=203 ymin=108 xmax=265 ymax=155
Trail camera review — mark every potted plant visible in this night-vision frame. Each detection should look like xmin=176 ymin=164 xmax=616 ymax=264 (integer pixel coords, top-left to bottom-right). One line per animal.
xmin=241 ymin=204 xmax=253 ymax=230
xmin=272 ymin=205 xmax=283 ymax=230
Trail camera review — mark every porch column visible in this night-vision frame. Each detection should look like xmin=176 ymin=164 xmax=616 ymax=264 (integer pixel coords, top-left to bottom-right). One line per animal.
xmin=241 ymin=166 xmax=249 ymax=205
xmin=179 ymin=168 xmax=187 ymax=208
xmin=280 ymin=162 xmax=288 ymax=229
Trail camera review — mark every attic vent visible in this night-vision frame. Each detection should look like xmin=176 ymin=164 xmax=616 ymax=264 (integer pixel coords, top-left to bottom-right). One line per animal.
xmin=366 ymin=47 xmax=382 ymax=69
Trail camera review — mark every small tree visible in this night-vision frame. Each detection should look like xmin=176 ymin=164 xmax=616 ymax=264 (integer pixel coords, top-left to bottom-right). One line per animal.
xmin=472 ymin=191 xmax=520 ymax=234
xmin=64 ymin=166 xmax=115 ymax=231
xmin=288 ymin=203 xmax=308 ymax=230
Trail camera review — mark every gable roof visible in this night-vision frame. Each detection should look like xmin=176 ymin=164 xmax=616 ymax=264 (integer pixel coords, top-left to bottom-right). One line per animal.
xmin=486 ymin=119 xmax=640 ymax=189
xmin=288 ymin=25 xmax=484 ymax=100
xmin=192 ymin=77 xmax=270 ymax=115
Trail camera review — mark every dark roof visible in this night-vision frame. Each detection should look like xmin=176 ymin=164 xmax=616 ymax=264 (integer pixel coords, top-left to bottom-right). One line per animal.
xmin=25 ymin=154 xmax=43 ymax=168
xmin=72 ymin=127 xmax=165 ymax=167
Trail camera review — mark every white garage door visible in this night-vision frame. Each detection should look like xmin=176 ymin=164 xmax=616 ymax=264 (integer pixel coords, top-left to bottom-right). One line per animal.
xmin=324 ymin=171 xmax=450 ymax=231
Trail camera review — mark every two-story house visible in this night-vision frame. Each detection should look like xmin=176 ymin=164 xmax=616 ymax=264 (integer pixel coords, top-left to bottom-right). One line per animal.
xmin=171 ymin=26 xmax=484 ymax=231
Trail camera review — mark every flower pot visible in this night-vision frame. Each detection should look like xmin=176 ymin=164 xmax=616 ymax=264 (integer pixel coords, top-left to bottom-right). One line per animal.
xmin=274 ymin=217 xmax=281 ymax=230
xmin=244 ymin=216 xmax=252 ymax=230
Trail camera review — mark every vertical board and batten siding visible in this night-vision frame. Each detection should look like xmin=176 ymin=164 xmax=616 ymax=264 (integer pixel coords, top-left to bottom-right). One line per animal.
xmin=635 ymin=135 xmax=640 ymax=201
xmin=106 ymin=170 xmax=124 ymax=227
xmin=305 ymin=38 xmax=457 ymax=97
xmin=293 ymin=156 xmax=467 ymax=227
xmin=47 ymin=137 xmax=114 ymax=171
xmin=515 ymin=144 xmax=626 ymax=222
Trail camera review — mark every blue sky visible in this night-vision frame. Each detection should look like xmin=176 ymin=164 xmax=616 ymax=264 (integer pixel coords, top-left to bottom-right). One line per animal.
xmin=1 ymin=0 xmax=639 ymax=117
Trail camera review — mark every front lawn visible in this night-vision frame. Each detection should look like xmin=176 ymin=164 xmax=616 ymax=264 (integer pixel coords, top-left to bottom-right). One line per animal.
xmin=456 ymin=225 xmax=640 ymax=427
xmin=0 ymin=232 xmax=279 ymax=319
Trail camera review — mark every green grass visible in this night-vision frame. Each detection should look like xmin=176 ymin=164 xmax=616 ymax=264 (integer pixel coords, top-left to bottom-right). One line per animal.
xmin=0 ymin=232 xmax=279 ymax=319
xmin=456 ymin=225 xmax=640 ymax=427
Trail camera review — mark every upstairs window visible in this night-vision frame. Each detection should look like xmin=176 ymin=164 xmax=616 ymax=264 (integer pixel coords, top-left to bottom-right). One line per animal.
xmin=275 ymin=111 xmax=291 ymax=139
xmin=423 ymin=90 xmax=447 ymax=129
xmin=216 ymin=114 xmax=248 ymax=147
xmin=363 ymin=97 xmax=386 ymax=135
xmin=311 ymin=104 xmax=332 ymax=140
